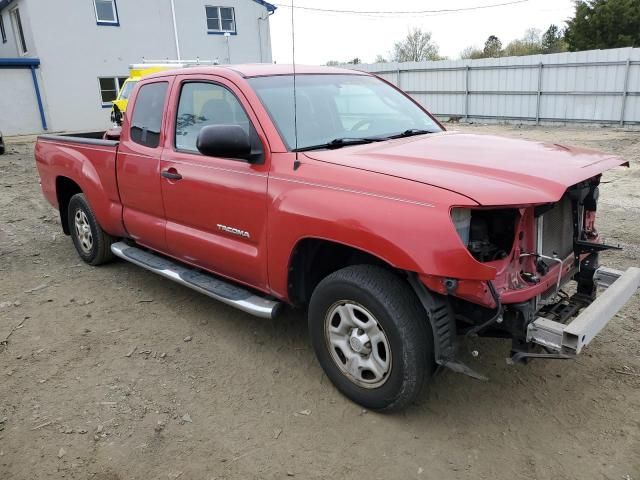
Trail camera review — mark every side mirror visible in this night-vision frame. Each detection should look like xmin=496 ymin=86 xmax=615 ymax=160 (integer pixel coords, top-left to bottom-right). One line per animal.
xmin=196 ymin=124 xmax=252 ymax=160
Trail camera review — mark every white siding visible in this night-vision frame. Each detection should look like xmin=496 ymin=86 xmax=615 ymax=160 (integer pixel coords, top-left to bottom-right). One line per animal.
xmin=0 ymin=1 xmax=38 ymax=57
xmin=0 ymin=0 xmax=273 ymax=134
xmin=0 ymin=68 xmax=42 ymax=135
xmin=175 ymin=0 xmax=273 ymax=63
xmin=26 ymin=0 xmax=178 ymax=132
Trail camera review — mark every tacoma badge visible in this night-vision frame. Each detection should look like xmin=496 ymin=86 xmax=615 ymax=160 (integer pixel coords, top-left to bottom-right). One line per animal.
xmin=217 ymin=224 xmax=251 ymax=239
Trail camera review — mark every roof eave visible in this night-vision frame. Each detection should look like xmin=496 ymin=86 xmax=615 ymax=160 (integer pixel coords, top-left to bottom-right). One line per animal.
xmin=0 ymin=57 xmax=40 ymax=67
xmin=252 ymin=0 xmax=277 ymax=13
xmin=0 ymin=0 xmax=14 ymax=12
xmin=0 ymin=0 xmax=275 ymax=14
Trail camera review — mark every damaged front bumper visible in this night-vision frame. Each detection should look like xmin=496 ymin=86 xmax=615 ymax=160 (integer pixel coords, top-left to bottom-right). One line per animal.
xmin=526 ymin=266 xmax=640 ymax=355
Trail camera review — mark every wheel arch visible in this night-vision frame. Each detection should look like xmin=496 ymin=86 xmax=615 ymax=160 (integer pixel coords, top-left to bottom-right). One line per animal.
xmin=287 ymin=237 xmax=400 ymax=306
xmin=56 ymin=176 xmax=83 ymax=235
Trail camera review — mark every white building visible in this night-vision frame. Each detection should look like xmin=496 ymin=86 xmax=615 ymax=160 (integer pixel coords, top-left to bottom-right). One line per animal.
xmin=0 ymin=0 xmax=276 ymax=135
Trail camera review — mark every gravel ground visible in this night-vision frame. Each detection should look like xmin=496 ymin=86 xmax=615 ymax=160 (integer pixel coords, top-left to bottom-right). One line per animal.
xmin=0 ymin=124 xmax=638 ymax=480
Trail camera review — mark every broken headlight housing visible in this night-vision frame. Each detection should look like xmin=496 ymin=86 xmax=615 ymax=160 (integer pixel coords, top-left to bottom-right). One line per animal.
xmin=451 ymin=207 xmax=519 ymax=262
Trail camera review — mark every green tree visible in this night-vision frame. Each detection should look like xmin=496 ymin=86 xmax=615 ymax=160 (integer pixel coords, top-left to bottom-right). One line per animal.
xmin=502 ymin=40 xmax=534 ymax=57
xmin=522 ymin=28 xmax=542 ymax=48
xmin=326 ymin=60 xmax=340 ymax=66
xmin=565 ymin=0 xmax=640 ymax=51
xmin=460 ymin=46 xmax=485 ymax=59
xmin=541 ymin=24 xmax=568 ymax=53
xmin=483 ymin=35 xmax=503 ymax=57
xmin=347 ymin=58 xmax=362 ymax=65
xmin=392 ymin=28 xmax=442 ymax=62
xmin=374 ymin=54 xmax=388 ymax=63
xmin=503 ymin=28 xmax=543 ymax=57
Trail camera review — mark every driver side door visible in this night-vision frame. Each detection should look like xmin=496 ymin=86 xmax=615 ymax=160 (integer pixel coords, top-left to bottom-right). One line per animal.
xmin=159 ymin=75 xmax=270 ymax=290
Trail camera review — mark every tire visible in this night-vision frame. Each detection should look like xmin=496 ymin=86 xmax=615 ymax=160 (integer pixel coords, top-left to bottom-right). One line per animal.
xmin=308 ymin=265 xmax=433 ymax=411
xmin=67 ymin=193 xmax=116 ymax=266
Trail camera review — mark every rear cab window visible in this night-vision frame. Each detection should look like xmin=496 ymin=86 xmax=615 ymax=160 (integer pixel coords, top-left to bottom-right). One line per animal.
xmin=130 ymin=82 xmax=168 ymax=148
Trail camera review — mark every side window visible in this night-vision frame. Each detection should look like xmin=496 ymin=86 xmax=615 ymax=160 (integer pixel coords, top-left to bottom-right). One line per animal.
xmin=0 ymin=14 xmax=7 ymax=44
xmin=175 ymin=82 xmax=250 ymax=153
xmin=94 ymin=0 xmax=119 ymax=25
xmin=130 ymin=82 xmax=168 ymax=149
xmin=205 ymin=6 xmax=236 ymax=33
xmin=10 ymin=7 xmax=27 ymax=54
xmin=98 ymin=77 xmax=118 ymax=105
xmin=98 ymin=76 xmax=128 ymax=106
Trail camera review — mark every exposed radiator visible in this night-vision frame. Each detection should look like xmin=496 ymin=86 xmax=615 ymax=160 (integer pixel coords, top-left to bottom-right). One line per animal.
xmin=539 ymin=196 xmax=575 ymax=260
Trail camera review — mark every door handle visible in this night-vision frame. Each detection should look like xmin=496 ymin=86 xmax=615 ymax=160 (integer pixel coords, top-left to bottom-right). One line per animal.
xmin=161 ymin=169 xmax=182 ymax=181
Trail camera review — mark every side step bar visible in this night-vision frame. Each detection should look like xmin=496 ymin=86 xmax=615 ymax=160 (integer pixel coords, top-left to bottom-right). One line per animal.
xmin=110 ymin=242 xmax=282 ymax=319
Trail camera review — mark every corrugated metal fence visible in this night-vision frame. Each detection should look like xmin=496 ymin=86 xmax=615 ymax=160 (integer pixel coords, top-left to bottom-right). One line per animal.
xmin=352 ymin=47 xmax=640 ymax=126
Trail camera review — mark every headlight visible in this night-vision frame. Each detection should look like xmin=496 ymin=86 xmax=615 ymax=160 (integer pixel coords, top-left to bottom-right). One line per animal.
xmin=451 ymin=208 xmax=471 ymax=246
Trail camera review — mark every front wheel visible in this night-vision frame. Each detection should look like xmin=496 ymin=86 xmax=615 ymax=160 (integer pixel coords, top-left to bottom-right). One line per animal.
xmin=67 ymin=193 xmax=115 ymax=266
xmin=308 ymin=265 xmax=433 ymax=411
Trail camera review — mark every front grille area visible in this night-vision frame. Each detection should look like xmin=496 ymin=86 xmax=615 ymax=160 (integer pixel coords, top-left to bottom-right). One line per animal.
xmin=540 ymin=196 xmax=574 ymax=259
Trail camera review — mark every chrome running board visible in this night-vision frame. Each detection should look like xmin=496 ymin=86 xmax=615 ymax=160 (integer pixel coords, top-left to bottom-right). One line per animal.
xmin=111 ymin=242 xmax=282 ymax=319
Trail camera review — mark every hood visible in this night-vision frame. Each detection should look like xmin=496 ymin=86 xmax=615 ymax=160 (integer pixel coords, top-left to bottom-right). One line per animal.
xmin=303 ymin=132 xmax=628 ymax=205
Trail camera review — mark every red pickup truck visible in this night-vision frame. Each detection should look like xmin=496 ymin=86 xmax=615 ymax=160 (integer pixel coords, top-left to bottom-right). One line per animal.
xmin=35 ymin=64 xmax=639 ymax=410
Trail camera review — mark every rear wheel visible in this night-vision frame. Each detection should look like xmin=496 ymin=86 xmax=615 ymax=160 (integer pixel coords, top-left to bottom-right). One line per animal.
xmin=308 ymin=265 xmax=433 ymax=410
xmin=67 ymin=193 xmax=115 ymax=266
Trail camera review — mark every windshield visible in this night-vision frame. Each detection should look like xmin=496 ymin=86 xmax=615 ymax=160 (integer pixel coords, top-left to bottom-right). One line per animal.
xmin=118 ymin=80 xmax=138 ymax=101
xmin=248 ymin=74 xmax=442 ymax=151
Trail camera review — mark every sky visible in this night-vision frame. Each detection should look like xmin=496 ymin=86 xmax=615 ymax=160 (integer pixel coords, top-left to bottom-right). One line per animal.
xmin=269 ymin=0 xmax=576 ymax=65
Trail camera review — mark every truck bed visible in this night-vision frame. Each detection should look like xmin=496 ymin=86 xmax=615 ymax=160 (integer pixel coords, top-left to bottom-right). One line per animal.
xmin=34 ymin=133 xmax=125 ymax=237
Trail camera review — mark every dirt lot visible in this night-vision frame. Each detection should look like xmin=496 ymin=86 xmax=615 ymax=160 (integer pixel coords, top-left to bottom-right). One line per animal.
xmin=0 ymin=124 xmax=639 ymax=480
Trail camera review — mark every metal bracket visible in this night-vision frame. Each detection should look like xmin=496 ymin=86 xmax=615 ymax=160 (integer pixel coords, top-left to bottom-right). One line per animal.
xmin=408 ymin=274 xmax=488 ymax=381
xmin=441 ymin=359 xmax=488 ymax=381
xmin=526 ymin=317 xmax=565 ymax=351
xmin=527 ymin=266 xmax=640 ymax=354
xmin=508 ymin=351 xmax=575 ymax=364
xmin=593 ymin=266 xmax=624 ymax=288
xmin=574 ymin=239 xmax=621 ymax=255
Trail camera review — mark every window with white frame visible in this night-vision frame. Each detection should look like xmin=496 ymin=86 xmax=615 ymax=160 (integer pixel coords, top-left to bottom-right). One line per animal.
xmin=10 ymin=7 xmax=28 ymax=54
xmin=205 ymin=6 xmax=236 ymax=33
xmin=94 ymin=0 xmax=119 ymax=25
xmin=98 ymin=77 xmax=128 ymax=105
xmin=0 ymin=14 xmax=7 ymax=44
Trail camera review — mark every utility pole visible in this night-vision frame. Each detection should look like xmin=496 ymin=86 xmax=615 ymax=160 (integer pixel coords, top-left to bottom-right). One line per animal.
xmin=170 ymin=0 xmax=181 ymax=60
xmin=224 ymin=32 xmax=231 ymax=63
